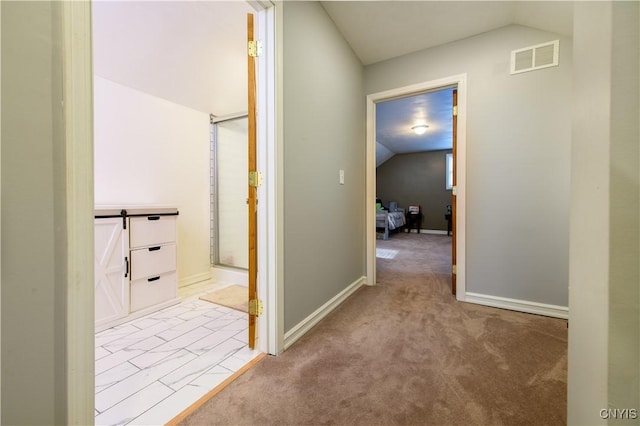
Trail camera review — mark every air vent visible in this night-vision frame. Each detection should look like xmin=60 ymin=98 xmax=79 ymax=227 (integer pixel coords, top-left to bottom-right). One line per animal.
xmin=510 ymin=40 xmax=559 ymax=75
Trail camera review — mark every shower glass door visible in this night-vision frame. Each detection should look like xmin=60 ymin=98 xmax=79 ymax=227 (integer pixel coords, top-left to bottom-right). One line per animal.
xmin=211 ymin=116 xmax=248 ymax=269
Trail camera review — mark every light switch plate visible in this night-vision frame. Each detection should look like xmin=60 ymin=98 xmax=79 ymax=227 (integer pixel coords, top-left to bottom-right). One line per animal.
xmin=339 ymin=169 xmax=345 ymax=185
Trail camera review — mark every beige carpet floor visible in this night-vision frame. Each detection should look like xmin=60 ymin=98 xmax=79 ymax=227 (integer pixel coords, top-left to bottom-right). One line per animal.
xmin=180 ymin=233 xmax=567 ymax=425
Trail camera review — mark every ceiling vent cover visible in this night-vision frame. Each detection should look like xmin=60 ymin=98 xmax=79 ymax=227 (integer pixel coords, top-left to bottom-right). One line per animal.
xmin=510 ymin=40 xmax=559 ymax=75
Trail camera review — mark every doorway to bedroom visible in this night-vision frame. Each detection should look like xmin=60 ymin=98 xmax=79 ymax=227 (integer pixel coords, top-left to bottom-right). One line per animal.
xmin=367 ymin=75 xmax=467 ymax=297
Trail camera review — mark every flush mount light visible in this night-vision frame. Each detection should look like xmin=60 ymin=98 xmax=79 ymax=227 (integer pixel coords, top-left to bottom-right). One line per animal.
xmin=411 ymin=124 xmax=429 ymax=135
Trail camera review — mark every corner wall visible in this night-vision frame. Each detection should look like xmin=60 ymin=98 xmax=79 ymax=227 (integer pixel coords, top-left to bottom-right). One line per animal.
xmin=1 ymin=2 xmax=68 ymax=423
xmin=568 ymin=2 xmax=640 ymax=423
xmin=282 ymin=2 xmax=365 ymax=332
xmin=365 ymin=25 xmax=572 ymax=308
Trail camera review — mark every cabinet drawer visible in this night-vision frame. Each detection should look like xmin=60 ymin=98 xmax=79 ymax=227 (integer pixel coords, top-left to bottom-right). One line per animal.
xmin=130 ymin=215 xmax=177 ymax=248
xmin=130 ymin=243 xmax=176 ymax=280
xmin=130 ymin=272 xmax=177 ymax=313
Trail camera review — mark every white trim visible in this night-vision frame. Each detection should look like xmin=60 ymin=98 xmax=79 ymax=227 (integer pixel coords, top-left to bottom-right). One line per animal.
xmin=210 ymin=266 xmax=248 ymax=286
xmin=284 ymin=277 xmax=366 ymax=350
xmin=256 ymin=4 xmax=280 ymax=355
xmin=272 ymin=1 xmax=285 ymax=354
xmin=406 ymin=229 xmax=449 ymax=235
xmin=179 ymin=271 xmax=213 ymax=288
xmin=63 ymin=1 xmax=95 ymax=423
xmin=366 ymin=74 xmax=467 ymax=300
xmin=464 ymin=292 xmax=569 ymax=319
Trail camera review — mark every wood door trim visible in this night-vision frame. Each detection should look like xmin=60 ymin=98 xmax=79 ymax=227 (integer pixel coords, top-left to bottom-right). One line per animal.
xmin=247 ymin=13 xmax=258 ymax=349
xmin=452 ymin=89 xmax=458 ymax=296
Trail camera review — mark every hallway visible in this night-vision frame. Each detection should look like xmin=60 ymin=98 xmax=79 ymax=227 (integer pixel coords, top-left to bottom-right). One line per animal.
xmin=180 ymin=233 xmax=567 ymax=425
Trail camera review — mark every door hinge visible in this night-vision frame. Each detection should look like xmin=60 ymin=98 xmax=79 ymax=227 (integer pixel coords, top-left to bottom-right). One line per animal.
xmin=452 ymin=186 xmax=457 ymax=196
xmin=452 ymin=264 xmax=457 ymax=274
xmin=249 ymin=299 xmax=263 ymax=316
xmin=248 ymin=40 xmax=262 ymax=57
xmin=453 ymin=105 xmax=458 ymax=116
xmin=249 ymin=171 xmax=262 ymax=187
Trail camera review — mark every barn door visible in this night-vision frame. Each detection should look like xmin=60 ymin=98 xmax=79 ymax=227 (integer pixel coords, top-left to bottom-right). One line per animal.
xmin=95 ymin=217 xmax=129 ymax=329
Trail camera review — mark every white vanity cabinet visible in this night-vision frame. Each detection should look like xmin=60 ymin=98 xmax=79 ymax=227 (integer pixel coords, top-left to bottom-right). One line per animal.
xmin=95 ymin=207 xmax=180 ymax=331
xmin=129 ymin=215 xmax=178 ymax=313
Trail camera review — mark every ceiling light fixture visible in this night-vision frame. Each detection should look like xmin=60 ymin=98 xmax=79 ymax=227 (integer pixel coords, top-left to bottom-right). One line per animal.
xmin=411 ymin=124 xmax=429 ymax=135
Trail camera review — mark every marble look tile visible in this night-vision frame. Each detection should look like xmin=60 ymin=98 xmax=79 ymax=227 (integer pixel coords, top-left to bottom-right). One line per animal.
xmin=103 ymin=317 xmax=183 ymax=353
xmin=233 ymin=329 xmax=248 ymax=344
xmin=95 ymin=346 xmax=112 ymax=360
xmin=95 ymin=381 xmax=174 ymax=426
xmin=202 ymin=316 xmax=242 ymax=332
xmin=188 ymin=364 xmax=234 ymax=388
xmin=128 ymin=314 xmax=185 ymax=330
xmin=219 ymin=318 xmax=248 ymax=332
xmin=95 ymin=361 xmax=140 ymax=395
xmin=128 ymin=369 xmax=230 ymax=426
xmin=148 ymin=305 xmax=194 ymax=320
xmin=176 ymin=305 xmax=220 ymax=321
xmin=128 ymin=348 xmax=182 ymax=371
xmin=156 ymin=315 xmax=214 ymax=341
xmin=185 ymin=328 xmax=239 ymax=355
xmin=126 ymin=335 xmax=166 ymax=352
xmin=95 ymin=324 xmax=140 ymax=348
xmin=219 ymin=343 xmax=261 ymax=372
xmin=95 ymin=349 xmax=196 ymax=413
xmin=160 ymin=338 xmax=245 ymax=391
xmin=95 ymin=349 xmax=146 ymax=375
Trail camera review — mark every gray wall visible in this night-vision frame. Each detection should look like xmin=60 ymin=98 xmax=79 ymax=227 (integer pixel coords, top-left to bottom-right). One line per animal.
xmin=365 ymin=25 xmax=572 ymax=307
xmin=376 ymin=150 xmax=452 ymax=231
xmin=1 ymin=2 xmax=69 ymax=423
xmin=282 ymin=2 xmax=365 ymax=332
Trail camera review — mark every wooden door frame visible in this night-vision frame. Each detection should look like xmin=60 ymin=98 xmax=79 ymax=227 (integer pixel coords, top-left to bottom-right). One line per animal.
xmin=365 ymin=74 xmax=467 ymax=300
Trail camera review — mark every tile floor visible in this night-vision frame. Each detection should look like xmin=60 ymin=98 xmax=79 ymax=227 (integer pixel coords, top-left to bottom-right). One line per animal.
xmin=95 ymin=281 xmax=259 ymax=426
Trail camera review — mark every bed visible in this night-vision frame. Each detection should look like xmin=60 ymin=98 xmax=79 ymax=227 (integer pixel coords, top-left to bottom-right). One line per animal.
xmin=376 ymin=210 xmax=406 ymax=240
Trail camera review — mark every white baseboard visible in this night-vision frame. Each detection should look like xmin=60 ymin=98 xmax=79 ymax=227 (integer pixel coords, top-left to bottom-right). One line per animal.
xmin=284 ymin=276 xmax=366 ymax=350
xmin=178 ymin=271 xmax=212 ymax=288
xmin=464 ymin=292 xmax=568 ymax=319
xmin=404 ymin=228 xmax=448 ymax=235
xmin=210 ymin=266 xmax=248 ymax=286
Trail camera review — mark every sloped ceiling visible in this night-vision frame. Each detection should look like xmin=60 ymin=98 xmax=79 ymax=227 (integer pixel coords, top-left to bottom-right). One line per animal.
xmin=321 ymin=1 xmax=573 ymax=66
xmin=92 ymin=1 xmax=254 ymax=116
xmin=320 ymin=1 xmax=574 ymax=166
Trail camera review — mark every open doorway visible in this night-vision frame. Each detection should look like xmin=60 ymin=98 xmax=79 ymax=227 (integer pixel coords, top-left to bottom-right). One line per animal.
xmin=90 ymin=2 xmax=275 ymax=424
xmin=366 ymin=74 xmax=467 ymax=298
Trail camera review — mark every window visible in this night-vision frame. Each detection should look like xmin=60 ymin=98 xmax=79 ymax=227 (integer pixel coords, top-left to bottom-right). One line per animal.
xmin=446 ymin=152 xmax=453 ymax=190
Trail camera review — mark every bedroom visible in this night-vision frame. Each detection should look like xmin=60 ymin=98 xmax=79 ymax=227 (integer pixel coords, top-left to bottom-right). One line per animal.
xmin=375 ymin=87 xmax=454 ymax=241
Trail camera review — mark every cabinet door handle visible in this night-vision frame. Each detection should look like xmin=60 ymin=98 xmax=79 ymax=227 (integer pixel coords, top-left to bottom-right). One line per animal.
xmin=124 ymin=256 xmax=129 ymax=278
xmin=147 ymin=276 xmax=161 ymax=282
xmin=149 ymin=246 xmax=161 ymax=252
xmin=147 ymin=216 xmax=160 ymax=221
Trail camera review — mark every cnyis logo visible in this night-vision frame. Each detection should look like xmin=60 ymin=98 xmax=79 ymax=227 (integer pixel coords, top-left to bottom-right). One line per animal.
xmin=599 ymin=408 xmax=638 ymax=420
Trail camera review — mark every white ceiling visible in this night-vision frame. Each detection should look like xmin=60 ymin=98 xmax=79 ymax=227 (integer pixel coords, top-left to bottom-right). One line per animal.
xmin=321 ymin=1 xmax=574 ymax=66
xmin=92 ymin=0 xmax=255 ymax=116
